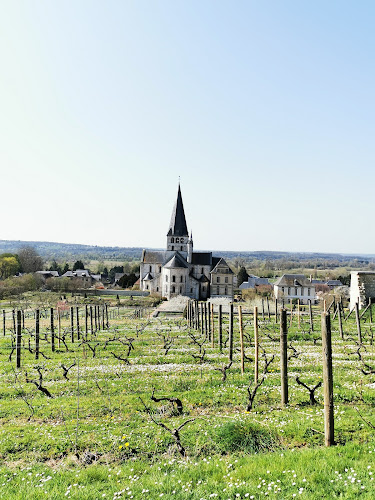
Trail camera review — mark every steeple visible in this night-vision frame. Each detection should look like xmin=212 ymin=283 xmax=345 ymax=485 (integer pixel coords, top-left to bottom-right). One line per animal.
xmin=166 ymin=184 xmax=189 ymax=252
xmin=167 ymin=183 xmax=188 ymax=237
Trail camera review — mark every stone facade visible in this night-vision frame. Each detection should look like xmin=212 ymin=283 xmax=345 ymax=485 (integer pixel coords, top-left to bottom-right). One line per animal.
xmin=273 ymin=274 xmax=316 ymax=305
xmin=140 ymin=185 xmax=234 ymax=300
xmin=349 ymin=271 xmax=375 ymax=310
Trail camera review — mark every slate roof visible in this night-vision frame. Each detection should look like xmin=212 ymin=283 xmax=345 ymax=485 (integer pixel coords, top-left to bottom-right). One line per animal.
xmin=36 ymin=270 xmax=59 ymax=278
xmin=210 ymin=258 xmax=234 ymax=274
xmin=167 ymin=184 xmax=188 ymax=237
xmin=164 ymin=253 xmax=189 ymax=269
xmin=143 ymin=273 xmax=153 ymax=280
xmin=326 ymin=280 xmax=343 ymax=287
xmin=274 ymin=274 xmax=312 ymax=287
xmin=191 ymin=252 xmax=212 ymax=266
xmin=142 ymin=250 xmax=176 ymax=264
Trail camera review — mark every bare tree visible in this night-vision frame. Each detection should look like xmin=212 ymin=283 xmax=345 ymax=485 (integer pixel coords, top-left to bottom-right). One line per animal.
xmin=18 ymin=246 xmax=43 ymax=273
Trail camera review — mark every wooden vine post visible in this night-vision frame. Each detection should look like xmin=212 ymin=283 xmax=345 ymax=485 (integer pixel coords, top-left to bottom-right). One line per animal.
xmin=210 ymin=303 xmax=214 ymax=348
xmin=76 ymin=307 xmax=80 ymax=340
xmin=321 ymin=312 xmax=334 ymax=446
xmin=355 ymin=302 xmax=362 ymax=343
xmin=275 ymin=299 xmax=278 ymax=324
xmin=57 ymin=307 xmax=61 ymax=348
xmin=238 ymin=305 xmax=244 ymax=375
xmin=90 ymin=305 xmax=94 ymax=335
xmin=280 ymin=308 xmax=288 ymax=405
xmin=228 ymin=303 xmax=234 ymax=362
xmin=50 ymin=307 xmax=55 ymax=352
xmin=105 ymin=304 xmax=109 ymax=328
xmin=70 ymin=306 xmax=74 ymax=342
xmin=16 ymin=310 xmax=22 ymax=368
xmin=35 ymin=309 xmax=40 ymax=360
xmin=85 ymin=305 xmax=88 ymax=337
xmin=261 ymin=299 xmax=265 ymax=320
xmin=218 ymin=304 xmax=222 ymax=352
xmin=254 ymin=306 xmax=259 ymax=384
xmin=308 ymin=299 xmax=314 ymax=331
xmin=3 ymin=309 xmax=5 ymax=336
xmin=297 ymin=299 xmax=301 ymax=328
xmin=369 ymin=298 xmax=373 ymax=324
xmin=337 ymin=303 xmax=343 ymax=339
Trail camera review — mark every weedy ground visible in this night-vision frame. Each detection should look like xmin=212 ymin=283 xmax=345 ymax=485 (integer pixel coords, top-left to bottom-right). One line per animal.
xmin=0 ymin=294 xmax=374 ymax=499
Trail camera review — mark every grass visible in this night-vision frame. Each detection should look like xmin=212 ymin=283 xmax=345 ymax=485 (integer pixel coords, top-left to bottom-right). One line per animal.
xmin=0 ymin=294 xmax=374 ymax=498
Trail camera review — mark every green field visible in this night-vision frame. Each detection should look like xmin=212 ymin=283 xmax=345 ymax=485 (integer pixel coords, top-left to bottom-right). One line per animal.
xmin=0 ymin=294 xmax=374 ymax=499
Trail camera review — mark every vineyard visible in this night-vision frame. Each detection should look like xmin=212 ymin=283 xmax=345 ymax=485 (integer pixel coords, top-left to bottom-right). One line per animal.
xmin=0 ymin=294 xmax=374 ymax=499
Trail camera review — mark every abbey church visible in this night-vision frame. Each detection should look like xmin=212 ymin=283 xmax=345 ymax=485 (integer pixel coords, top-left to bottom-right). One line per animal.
xmin=140 ymin=185 xmax=234 ymax=300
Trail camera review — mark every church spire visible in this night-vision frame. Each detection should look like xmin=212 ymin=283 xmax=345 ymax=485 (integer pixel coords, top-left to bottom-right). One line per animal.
xmin=167 ymin=184 xmax=188 ymax=237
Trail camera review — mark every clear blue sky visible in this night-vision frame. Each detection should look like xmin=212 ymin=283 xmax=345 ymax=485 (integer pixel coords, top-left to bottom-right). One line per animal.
xmin=1 ymin=1 xmax=374 ymax=254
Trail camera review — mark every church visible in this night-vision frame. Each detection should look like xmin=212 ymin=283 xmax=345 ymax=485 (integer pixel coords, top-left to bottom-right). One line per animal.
xmin=140 ymin=185 xmax=234 ymax=300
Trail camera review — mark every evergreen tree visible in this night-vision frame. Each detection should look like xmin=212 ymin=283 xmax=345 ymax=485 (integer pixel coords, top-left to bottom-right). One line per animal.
xmin=237 ymin=266 xmax=249 ymax=286
xmin=73 ymin=260 xmax=85 ymax=271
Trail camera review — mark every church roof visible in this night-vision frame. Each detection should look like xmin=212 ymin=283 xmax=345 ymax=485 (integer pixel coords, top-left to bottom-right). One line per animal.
xmin=191 ymin=252 xmax=212 ymax=265
xmin=167 ymin=184 xmax=188 ymax=237
xmin=164 ymin=253 xmax=189 ymax=269
xmin=143 ymin=273 xmax=153 ymax=280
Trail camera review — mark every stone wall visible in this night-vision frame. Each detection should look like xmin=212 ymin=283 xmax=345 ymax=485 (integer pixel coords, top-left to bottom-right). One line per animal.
xmin=350 ymin=271 xmax=375 ymax=310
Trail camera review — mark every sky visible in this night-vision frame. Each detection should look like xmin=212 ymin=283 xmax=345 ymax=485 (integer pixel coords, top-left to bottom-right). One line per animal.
xmin=1 ymin=1 xmax=374 ymax=254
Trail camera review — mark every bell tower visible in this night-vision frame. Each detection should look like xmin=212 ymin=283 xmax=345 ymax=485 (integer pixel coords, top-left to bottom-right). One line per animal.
xmin=167 ymin=184 xmax=189 ymax=252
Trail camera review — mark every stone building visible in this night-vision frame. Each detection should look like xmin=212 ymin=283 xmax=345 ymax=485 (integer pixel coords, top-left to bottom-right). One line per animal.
xmin=349 ymin=271 xmax=375 ymax=310
xmin=140 ymin=185 xmax=234 ymax=300
xmin=273 ymin=274 xmax=316 ymax=304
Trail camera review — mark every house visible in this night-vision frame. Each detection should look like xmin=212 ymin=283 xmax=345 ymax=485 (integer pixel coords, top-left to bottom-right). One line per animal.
xmin=35 ymin=270 xmax=60 ymax=281
xmin=140 ymin=185 xmax=234 ymax=300
xmin=60 ymin=269 xmax=102 ymax=286
xmin=239 ymin=275 xmax=271 ymax=289
xmin=326 ymin=280 xmax=343 ymax=290
xmin=273 ymin=274 xmax=316 ymax=305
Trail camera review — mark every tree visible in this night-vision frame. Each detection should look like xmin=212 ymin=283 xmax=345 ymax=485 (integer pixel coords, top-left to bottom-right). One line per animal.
xmin=73 ymin=260 xmax=85 ymax=271
xmin=109 ymin=265 xmax=124 ymax=282
xmin=62 ymin=263 xmax=69 ymax=274
xmin=50 ymin=260 xmax=62 ymax=274
xmin=18 ymin=247 xmax=43 ymax=273
xmin=118 ymin=273 xmax=138 ymax=289
xmin=237 ymin=266 xmax=249 ymax=286
xmin=0 ymin=255 xmax=21 ymax=279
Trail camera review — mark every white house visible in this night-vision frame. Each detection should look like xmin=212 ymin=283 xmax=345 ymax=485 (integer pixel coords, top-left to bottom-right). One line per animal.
xmin=273 ymin=274 xmax=316 ymax=305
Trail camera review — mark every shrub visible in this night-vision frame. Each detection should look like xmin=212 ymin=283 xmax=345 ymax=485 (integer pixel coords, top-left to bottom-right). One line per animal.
xmin=214 ymin=421 xmax=281 ymax=454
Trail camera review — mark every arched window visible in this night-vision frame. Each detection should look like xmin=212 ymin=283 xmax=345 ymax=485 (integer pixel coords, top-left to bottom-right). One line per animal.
xmin=171 ymin=237 xmax=174 ymax=243
xmin=172 ymin=286 xmax=175 ymax=293
xmin=172 ymin=275 xmax=176 ymax=283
